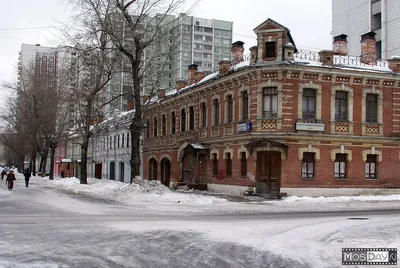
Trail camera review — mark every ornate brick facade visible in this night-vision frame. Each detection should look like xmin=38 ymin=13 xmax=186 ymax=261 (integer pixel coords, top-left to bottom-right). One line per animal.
xmin=142 ymin=19 xmax=400 ymax=196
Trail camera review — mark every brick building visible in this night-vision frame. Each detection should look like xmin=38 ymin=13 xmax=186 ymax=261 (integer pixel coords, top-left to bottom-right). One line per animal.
xmin=142 ymin=18 xmax=400 ymax=197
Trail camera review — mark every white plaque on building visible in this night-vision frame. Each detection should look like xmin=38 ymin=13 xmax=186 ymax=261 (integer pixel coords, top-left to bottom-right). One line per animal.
xmin=296 ymin=122 xmax=325 ymax=132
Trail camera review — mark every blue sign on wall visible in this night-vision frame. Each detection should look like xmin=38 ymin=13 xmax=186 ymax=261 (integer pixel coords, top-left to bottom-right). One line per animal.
xmin=237 ymin=122 xmax=252 ymax=133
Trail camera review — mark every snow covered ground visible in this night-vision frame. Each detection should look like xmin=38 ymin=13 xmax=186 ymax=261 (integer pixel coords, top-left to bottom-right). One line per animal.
xmin=22 ymin=173 xmax=400 ymax=215
xmin=1 ymin=172 xmax=400 ymax=268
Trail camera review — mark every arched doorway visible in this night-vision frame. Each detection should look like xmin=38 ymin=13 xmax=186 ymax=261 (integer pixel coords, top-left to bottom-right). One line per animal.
xmin=110 ymin=161 xmax=115 ymax=180
xmin=160 ymin=158 xmax=171 ymax=187
xmin=119 ymin=162 xmax=125 ymax=182
xmin=149 ymin=158 xmax=157 ymax=181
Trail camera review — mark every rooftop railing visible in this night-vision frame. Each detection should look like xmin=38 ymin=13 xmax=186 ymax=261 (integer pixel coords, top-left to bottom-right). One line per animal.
xmin=294 ymin=49 xmax=389 ymax=68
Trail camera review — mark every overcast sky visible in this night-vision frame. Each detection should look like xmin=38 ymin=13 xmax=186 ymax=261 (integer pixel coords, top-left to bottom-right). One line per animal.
xmin=0 ymin=0 xmax=332 ymax=96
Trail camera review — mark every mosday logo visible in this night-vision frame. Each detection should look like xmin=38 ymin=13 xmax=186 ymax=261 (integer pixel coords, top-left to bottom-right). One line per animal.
xmin=342 ymin=248 xmax=397 ymax=265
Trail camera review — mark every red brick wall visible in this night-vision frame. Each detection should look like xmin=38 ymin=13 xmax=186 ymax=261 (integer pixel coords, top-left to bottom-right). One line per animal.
xmin=143 ymin=65 xmax=400 ymax=190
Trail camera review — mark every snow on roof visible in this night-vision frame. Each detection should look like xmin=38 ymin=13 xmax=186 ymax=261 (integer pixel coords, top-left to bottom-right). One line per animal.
xmin=190 ymin=142 xmax=208 ymax=150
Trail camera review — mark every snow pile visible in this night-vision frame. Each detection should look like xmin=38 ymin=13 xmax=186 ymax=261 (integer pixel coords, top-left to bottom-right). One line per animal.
xmin=36 ymin=176 xmax=227 ymax=205
xmin=115 ymin=179 xmax=227 ymax=205
xmin=282 ymin=194 xmax=400 ymax=203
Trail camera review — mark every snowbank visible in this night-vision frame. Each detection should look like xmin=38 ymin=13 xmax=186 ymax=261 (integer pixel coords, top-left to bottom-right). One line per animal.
xmin=36 ymin=176 xmax=228 ymax=205
xmin=282 ymin=194 xmax=400 ymax=203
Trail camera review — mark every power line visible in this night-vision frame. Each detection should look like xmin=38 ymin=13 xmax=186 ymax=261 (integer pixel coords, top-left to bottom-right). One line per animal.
xmin=0 ymin=26 xmax=53 ymax=32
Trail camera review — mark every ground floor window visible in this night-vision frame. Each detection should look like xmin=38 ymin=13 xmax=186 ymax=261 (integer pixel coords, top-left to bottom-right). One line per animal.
xmin=240 ymin=152 xmax=247 ymax=177
xmin=225 ymin=153 xmax=232 ymax=177
xmin=334 ymin=153 xmax=347 ymax=178
xmin=301 ymin=152 xmax=315 ymax=178
xmin=365 ymin=154 xmax=377 ymax=179
xmin=212 ymin=153 xmax=218 ymax=176
xmin=149 ymin=158 xmax=157 ymax=180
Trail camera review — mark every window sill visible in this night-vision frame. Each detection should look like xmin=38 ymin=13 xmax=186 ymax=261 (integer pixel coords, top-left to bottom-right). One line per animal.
xmin=334 ymin=177 xmax=348 ymax=180
xmin=330 ymin=120 xmax=352 ymax=123
xmin=301 ymin=177 xmax=315 ymax=180
xmin=297 ymin=119 xmax=322 ymax=123
xmin=257 ymin=117 xmax=281 ymax=120
xmin=362 ymin=121 xmax=382 ymax=125
xmin=366 ymin=178 xmax=378 ymax=180
xmin=238 ymin=119 xmax=250 ymax=124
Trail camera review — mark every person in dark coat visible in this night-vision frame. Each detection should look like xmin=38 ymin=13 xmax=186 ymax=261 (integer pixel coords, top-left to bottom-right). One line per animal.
xmin=60 ymin=170 xmax=65 ymax=178
xmin=5 ymin=170 xmax=16 ymax=191
xmin=23 ymin=168 xmax=31 ymax=187
xmin=1 ymin=170 xmax=5 ymax=180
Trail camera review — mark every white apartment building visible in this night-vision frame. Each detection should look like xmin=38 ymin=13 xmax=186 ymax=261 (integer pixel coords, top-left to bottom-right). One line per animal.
xmin=18 ymin=44 xmax=57 ymax=90
xmin=332 ymin=0 xmax=400 ymax=59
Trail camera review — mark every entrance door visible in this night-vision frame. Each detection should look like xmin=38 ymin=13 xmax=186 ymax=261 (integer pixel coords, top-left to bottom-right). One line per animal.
xmin=149 ymin=158 xmax=157 ymax=181
xmin=182 ymin=153 xmax=195 ymax=183
xmin=110 ymin=161 xmax=115 ymax=180
xmin=160 ymin=159 xmax=171 ymax=187
xmin=119 ymin=162 xmax=125 ymax=182
xmin=257 ymin=152 xmax=281 ymax=195
xmin=95 ymin=163 xmax=102 ymax=179
xmin=198 ymin=154 xmax=206 ymax=183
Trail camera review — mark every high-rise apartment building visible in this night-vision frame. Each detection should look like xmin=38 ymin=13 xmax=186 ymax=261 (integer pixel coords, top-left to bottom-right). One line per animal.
xmin=107 ymin=13 xmax=233 ymax=115
xmin=332 ymin=0 xmax=400 ymax=59
xmin=174 ymin=14 xmax=233 ymax=82
xmin=18 ymin=44 xmax=57 ymax=91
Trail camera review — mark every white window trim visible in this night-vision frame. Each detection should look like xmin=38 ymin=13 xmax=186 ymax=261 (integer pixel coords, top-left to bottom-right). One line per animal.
xmin=237 ymin=145 xmax=249 ymax=159
xmin=223 ymin=146 xmax=234 ymax=160
xmin=199 ymin=101 xmax=208 ymax=128
xmin=257 ymin=80 xmax=283 ymax=128
xmin=330 ymin=148 xmax=353 ymax=161
xmin=298 ymin=82 xmax=322 ymax=120
xmin=210 ymin=147 xmax=220 ymax=160
xmin=331 ymin=84 xmax=354 ymax=122
xmin=239 ymin=85 xmax=250 ymax=121
xmin=211 ymin=96 xmax=220 ymax=126
xmin=298 ymin=146 xmax=321 ymax=161
xmin=361 ymin=87 xmax=383 ymax=135
xmin=362 ymin=148 xmax=382 ymax=162
xmin=224 ymin=91 xmax=235 ymax=124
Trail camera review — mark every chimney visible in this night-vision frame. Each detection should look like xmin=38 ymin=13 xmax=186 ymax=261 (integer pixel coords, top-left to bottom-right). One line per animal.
xmin=284 ymin=42 xmax=295 ymax=61
xmin=388 ymin=56 xmax=400 ymax=73
xmin=187 ymin=64 xmax=198 ymax=85
xmin=219 ymin=58 xmax=231 ymax=75
xmin=319 ymin=50 xmax=335 ymax=66
xmin=195 ymin=70 xmax=205 ymax=83
xmin=158 ymin=88 xmax=166 ymax=99
xmin=360 ymin=32 xmax=377 ymax=65
xmin=249 ymin=46 xmax=258 ymax=64
xmin=176 ymin=79 xmax=187 ymax=90
xmin=141 ymin=95 xmax=150 ymax=104
xmin=333 ymin=34 xmax=348 ymax=56
xmin=232 ymin=41 xmax=245 ymax=64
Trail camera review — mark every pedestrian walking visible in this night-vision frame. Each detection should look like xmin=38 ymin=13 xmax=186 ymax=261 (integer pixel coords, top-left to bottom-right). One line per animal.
xmin=5 ymin=170 xmax=16 ymax=191
xmin=1 ymin=169 xmax=5 ymax=180
xmin=61 ymin=170 xmax=65 ymax=178
xmin=24 ymin=168 xmax=31 ymax=187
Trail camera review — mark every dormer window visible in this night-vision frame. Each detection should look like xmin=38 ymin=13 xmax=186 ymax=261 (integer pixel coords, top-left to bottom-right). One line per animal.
xmin=266 ymin=41 xmax=276 ymax=58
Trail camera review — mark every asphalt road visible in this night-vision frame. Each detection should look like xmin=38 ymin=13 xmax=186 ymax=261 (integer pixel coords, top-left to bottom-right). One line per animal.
xmin=1 ymin=178 xmax=399 ymax=268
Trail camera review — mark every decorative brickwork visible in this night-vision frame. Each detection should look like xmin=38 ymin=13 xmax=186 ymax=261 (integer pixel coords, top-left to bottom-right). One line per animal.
xmin=334 ymin=122 xmax=349 ymax=132
xmin=262 ymin=120 xmax=277 ymax=129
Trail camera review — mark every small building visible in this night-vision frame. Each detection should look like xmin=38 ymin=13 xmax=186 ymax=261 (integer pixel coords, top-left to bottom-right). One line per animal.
xmin=142 ymin=18 xmax=400 ymax=196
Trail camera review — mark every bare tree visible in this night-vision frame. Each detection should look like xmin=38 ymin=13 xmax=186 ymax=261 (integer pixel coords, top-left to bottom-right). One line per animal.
xmin=57 ymin=9 xmax=123 ymax=184
xmin=68 ymin=0 xmax=191 ymax=183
